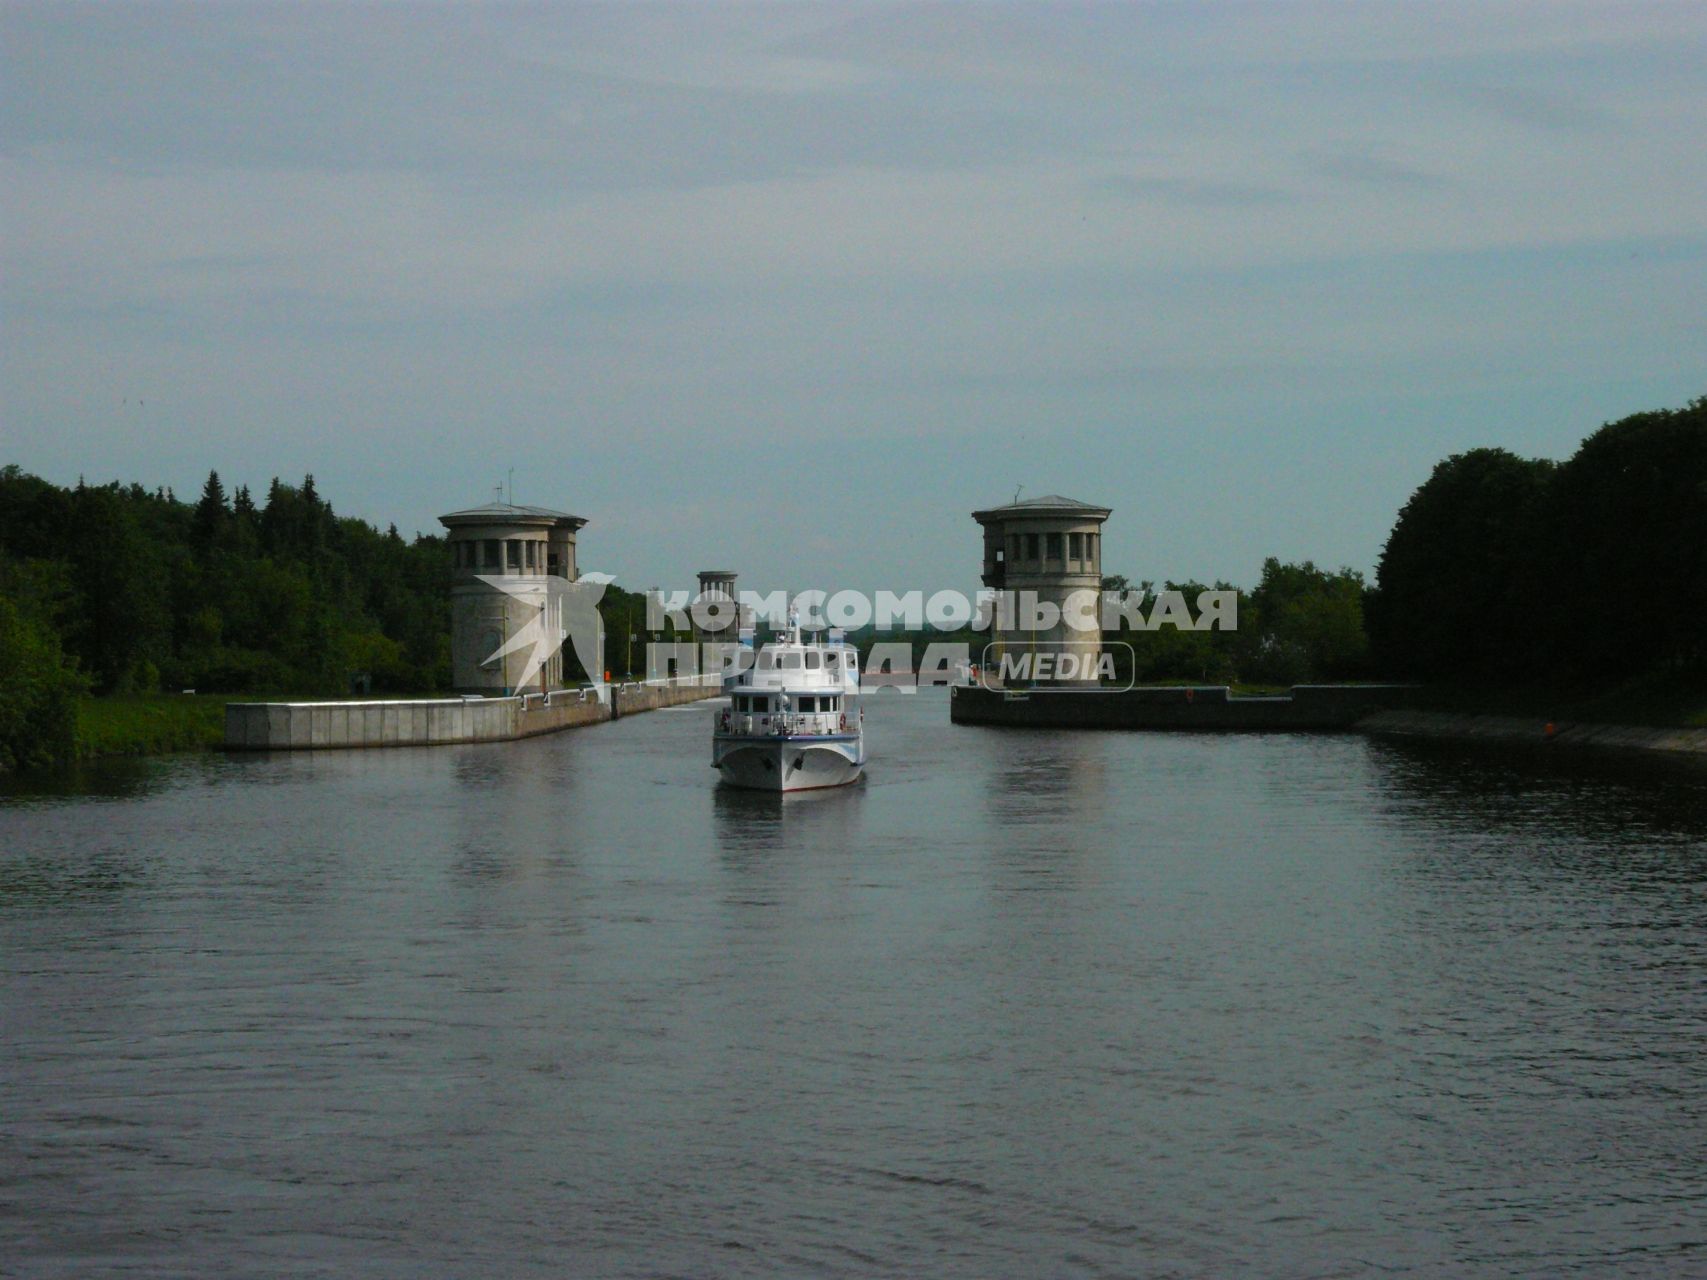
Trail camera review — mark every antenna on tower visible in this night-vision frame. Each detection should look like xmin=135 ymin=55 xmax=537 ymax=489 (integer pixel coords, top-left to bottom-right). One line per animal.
xmin=1012 ymin=484 xmax=1024 ymax=504
xmin=507 ymin=467 xmax=515 ymax=506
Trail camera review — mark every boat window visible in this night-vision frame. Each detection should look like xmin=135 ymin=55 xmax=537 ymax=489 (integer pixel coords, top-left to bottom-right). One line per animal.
xmin=752 ymin=695 xmax=770 ymax=713
xmin=805 ymin=651 xmax=821 ymax=669
xmin=826 ymin=652 xmax=838 ymax=666
xmin=780 ymin=652 xmax=802 ymax=670
xmin=799 ymin=696 xmax=815 ymax=712
xmin=758 ymin=651 xmax=776 ymax=670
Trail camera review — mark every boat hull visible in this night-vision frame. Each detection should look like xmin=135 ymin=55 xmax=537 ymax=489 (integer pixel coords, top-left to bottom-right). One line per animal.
xmin=713 ymin=736 xmax=863 ymax=792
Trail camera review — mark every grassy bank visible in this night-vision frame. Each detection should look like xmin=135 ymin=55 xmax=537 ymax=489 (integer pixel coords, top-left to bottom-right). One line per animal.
xmin=71 ymin=691 xmax=461 ymax=761
xmin=74 ymin=694 xmax=231 ymax=759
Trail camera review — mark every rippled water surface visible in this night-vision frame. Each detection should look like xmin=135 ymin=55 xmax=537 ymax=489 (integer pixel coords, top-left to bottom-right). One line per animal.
xmin=4 ymin=691 xmax=1705 ymax=1277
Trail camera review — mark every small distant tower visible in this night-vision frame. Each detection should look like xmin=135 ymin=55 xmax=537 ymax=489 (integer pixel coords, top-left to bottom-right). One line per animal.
xmin=689 ymin=570 xmax=752 ymax=683
xmin=439 ymin=500 xmax=587 ymax=693
xmin=693 ymin=570 xmax=749 ymax=639
xmin=972 ymin=493 xmax=1111 ymax=686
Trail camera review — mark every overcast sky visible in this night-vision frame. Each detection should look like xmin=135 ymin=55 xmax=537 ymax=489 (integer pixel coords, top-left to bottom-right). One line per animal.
xmin=4 ymin=2 xmax=1704 ymax=597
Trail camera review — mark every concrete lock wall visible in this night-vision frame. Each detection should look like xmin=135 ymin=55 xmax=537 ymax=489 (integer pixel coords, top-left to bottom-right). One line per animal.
xmin=948 ymin=683 xmax=1419 ymax=731
xmin=610 ymin=674 xmax=721 ymax=719
xmin=1356 ymin=709 xmax=1707 ymax=758
xmin=224 ymin=676 xmax=724 ymax=751
xmin=226 ymin=688 xmax=610 ymax=750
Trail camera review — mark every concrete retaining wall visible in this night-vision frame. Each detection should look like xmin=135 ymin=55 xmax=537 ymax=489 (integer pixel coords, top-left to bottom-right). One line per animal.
xmin=223 ymin=677 xmax=720 ymax=751
xmin=1356 ymin=709 xmax=1707 ymax=757
xmin=946 ymin=686 xmax=1707 ymax=757
xmin=949 ymin=682 xmax=1414 ymax=731
xmin=611 ymin=676 xmax=721 ymax=718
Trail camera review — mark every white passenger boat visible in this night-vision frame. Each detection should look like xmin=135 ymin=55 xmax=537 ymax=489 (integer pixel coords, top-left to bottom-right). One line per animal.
xmin=711 ymin=616 xmax=865 ymax=792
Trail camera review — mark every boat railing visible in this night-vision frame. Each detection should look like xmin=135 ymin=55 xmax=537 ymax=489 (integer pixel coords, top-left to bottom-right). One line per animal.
xmin=713 ymin=709 xmax=858 ymax=737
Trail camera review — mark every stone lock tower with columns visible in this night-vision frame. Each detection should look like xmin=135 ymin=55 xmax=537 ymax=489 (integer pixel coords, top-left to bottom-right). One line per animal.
xmin=691 ymin=569 xmax=752 ymax=679
xmin=693 ymin=571 xmax=742 ymax=638
xmin=439 ymin=501 xmax=587 ymax=694
xmin=972 ymin=494 xmax=1111 ymax=686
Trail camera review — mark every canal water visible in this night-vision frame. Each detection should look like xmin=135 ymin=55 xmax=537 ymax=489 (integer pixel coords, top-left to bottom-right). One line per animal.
xmin=3 ymin=691 xmax=1704 ymax=1278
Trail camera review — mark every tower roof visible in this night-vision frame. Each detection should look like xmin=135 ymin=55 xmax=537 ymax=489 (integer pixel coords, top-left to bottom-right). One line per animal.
xmin=972 ymin=493 xmax=1111 ymax=522
xmin=438 ymin=501 xmax=587 ymax=530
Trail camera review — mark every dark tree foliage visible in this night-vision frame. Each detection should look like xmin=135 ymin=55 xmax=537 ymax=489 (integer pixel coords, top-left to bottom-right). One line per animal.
xmin=193 ymin=469 xmax=228 ymax=550
xmin=1370 ymin=448 xmax=1557 ymax=681
xmin=0 ymin=554 xmax=89 ymax=770
xmin=1371 ymin=395 xmax=1706 ymax=683
xmin=1238 ymin=558 xmax=1370 ymax=684
xmin=0 ymin=466 xmax=452 ymax=698
xmin=1541 ymin=397 xmax=1707 ymax=674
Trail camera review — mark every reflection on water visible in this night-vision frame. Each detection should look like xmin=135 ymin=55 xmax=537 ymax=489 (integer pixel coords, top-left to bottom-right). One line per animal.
xmin=1371 ymin=734 xmax=1707 ymax=847
xmin=2 ymin=693 xmax=1704 ymax=1279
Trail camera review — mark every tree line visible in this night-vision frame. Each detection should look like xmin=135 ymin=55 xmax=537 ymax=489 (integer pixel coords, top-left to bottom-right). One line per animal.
xmin=1367 ymin=395 xmax=1705 ymax=684
xmin=0 ymin=465 xmax=667 ymax=768
xmin=3 ymin=392 xmax=1700 ymax=767
xmin=0 ymin=468 xmax=456 ymax=768
xmin=1 ymin=466 xmax=452 ymax=698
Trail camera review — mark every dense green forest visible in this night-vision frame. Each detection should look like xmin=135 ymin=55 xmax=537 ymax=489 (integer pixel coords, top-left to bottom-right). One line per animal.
xmin=1 ymin=467 xmax=452 ymax=706
xmin=2 ymin=393 xmax=1701 ymax=768
xmin=0 ymin=467 xmax=650 ymax=769
xmin=1367 ymin=394 xmax=1706 ymax=684
xmin=1100 ymin=392 xmax=1702 ymax=693
xmin=1092 ymin=557 xmax=1370 ymax=687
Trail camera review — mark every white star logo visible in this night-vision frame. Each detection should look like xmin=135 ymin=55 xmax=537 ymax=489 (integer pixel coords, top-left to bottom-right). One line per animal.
xmin=477 ymin=571 xmax=614 ymax=689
